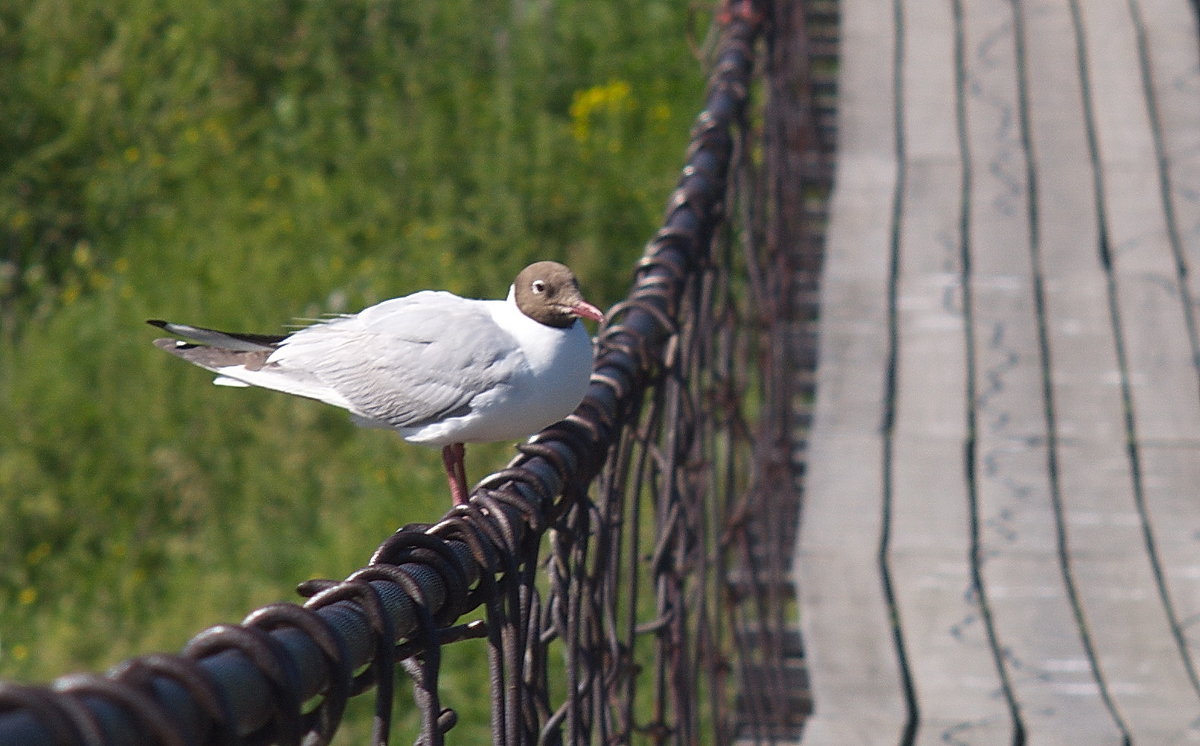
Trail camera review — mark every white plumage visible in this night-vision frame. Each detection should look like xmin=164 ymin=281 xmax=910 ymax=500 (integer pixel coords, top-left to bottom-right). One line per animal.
xmin=151 ymin=261 xmax=604 ymax=504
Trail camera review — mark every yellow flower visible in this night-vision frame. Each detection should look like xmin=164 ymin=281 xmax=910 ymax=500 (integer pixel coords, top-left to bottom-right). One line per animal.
xmin=569 ymin=80 xmax=635 ymax=143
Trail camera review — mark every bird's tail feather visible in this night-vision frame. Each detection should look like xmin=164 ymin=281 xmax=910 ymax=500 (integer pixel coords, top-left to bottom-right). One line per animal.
xmin=148 ymin=319 xmax=357 ymax=411
xmin=151 ymin=336 xmax=273 ymax=374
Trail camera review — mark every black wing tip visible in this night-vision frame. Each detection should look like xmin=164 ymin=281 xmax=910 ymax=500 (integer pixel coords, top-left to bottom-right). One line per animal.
xmin=146 ymin=319 xmax=286 ymax=350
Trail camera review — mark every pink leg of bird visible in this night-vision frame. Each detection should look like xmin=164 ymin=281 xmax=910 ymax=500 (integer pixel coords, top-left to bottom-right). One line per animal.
xmin=441 ymin=443 xmax=469 ymax=505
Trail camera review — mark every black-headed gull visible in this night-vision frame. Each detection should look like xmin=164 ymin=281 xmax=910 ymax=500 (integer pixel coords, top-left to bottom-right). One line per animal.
xmin=150 ymin=261 xmax=604 ymax=505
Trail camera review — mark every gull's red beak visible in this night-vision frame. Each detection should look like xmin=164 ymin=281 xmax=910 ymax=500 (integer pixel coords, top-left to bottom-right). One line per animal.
xmin=572 ymin=299 xmax=605 ymax=324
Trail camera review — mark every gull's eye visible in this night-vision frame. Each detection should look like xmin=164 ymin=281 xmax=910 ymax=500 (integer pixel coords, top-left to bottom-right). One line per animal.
xmin=532 ymin=279 xmax=547 ymax=294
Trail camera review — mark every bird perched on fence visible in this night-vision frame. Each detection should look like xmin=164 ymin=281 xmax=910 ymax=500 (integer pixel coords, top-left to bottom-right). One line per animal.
xmin=149 ymin=261 xmax=604 ymax=506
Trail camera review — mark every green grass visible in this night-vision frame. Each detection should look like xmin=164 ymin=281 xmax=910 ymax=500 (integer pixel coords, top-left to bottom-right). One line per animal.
xmin=0 ymin=0 xmax=711 ymax=740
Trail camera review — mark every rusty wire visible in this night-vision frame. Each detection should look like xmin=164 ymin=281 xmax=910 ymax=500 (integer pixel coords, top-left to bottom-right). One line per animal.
xmin=0 ymin=1 xmax=824 ymax=743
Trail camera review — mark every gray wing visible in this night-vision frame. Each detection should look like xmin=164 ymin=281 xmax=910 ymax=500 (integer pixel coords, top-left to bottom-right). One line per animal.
xmin=270 ymin=292 xmax=524 ymax=429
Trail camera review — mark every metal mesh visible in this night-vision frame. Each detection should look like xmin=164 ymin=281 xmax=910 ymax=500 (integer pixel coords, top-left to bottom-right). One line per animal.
xmin=0 ymin=1 xmax=832 ymax=743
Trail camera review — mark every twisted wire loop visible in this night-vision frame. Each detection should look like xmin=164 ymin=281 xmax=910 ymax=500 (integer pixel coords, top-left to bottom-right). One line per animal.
xmin=486 ymin=2 xmax=802 ymax=742
xmin=0 ymin=0 xmax=820 ymax=742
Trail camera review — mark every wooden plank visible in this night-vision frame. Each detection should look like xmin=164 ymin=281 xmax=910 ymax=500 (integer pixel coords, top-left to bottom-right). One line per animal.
xmin=1054 ymin=436 xmax=1200 ymax=741
xmin=1084 ymin=1 xmax=1200 ymax=450
xmin=1080 ymin=0 xmax=1200 ymax=435
xmin=885 ymin=1 xmax=1015 ymax=742
xmin=1140 ymin=0 xmax=1200 ymax=323
xmin=797 ymin=437 xmax=904 ymax=745
xmin=957 ymin=1 xmax=1123 ymax=740
xmin=800 ymin=0 xmax=1200 ymax=741
xmin=1138 ymin=441 xmax=1200 ymax=662
xmin=1012 ymin=0 xmax=1200 ymax=738
xmin=1073 ymin=0 xmax=1200 ymax=735
xmin=798 ymin=281 xmax=900 ymax=745
xmin=794 ymin=0 xmax=906 ymax=740
xmin=1137 ymin=0 xmax=1200 ymax=684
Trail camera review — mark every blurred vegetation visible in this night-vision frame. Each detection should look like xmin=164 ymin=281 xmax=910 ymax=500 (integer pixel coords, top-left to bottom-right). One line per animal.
xmin=0 ymin=0 xmax=710 ymax=740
